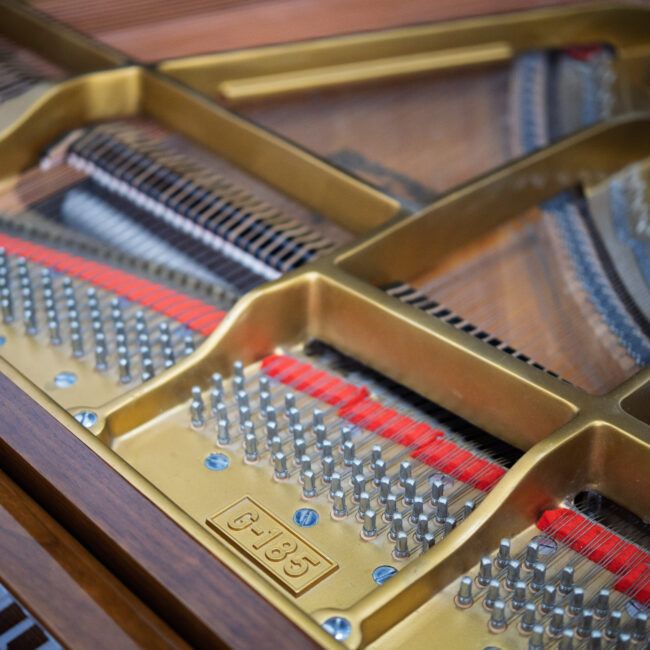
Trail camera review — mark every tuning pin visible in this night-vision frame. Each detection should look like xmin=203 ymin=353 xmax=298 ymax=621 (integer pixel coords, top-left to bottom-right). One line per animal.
xmin=489 ymin=600 xmax=506 ymax=631
xmin=512 ymin=581 xmax=527 ymax=610
xmin=524 ymin=540 xmax=539 ymax=568
xmin=462 ymin=500 xmax=475 ymax=519
xmin=358 ymin=492 xmax=371 ymax=516
xmin=496 ymin=538 xmax=511 ymax=568
xmin=284 ymin=392 xmax=295 ymax=414
xmin=506 ymin=560 xmax=521 ymax=589
xmin=320 ymin=439 xmax=333 ymax=458
xmin=118 ymin=354 xmax=131 ymax=384
xmin=410 ymin=496 xmax=424 ymax=523
xmin=443 ymin=516 xmax=456 ymax=537
xmin=288 ymin=407 xmax=300 ymax=429
xmin=340 ymin=425 xmax=353 ymax=448
xmin=528 ymin=624 xmax=544 ymax=649
xmin=605 ymin=611 xmax=621 ymax=639
xmin=163 ymin=346 xmax=176 ymax=368
xmin=530 ymin=562 xmax=546 ymax=592
xmin=302 ymin=470 xmax=316 ymax=498
xmin=559 ymin=565 xmax=574 ymax=594
xmin=48 ymin=316 xmax=62 ymax=346
xmin=430 ymin=477 xmax=445 ymax=503
xmin=233 ymin=360 xmax=245 ymax=381
xmin=484 ymin=580 xmax=500 ymax=609
xmin=403 ymin=478 xmax=416 ymax=505
xmin=265 ymin=420 xmax=278 ymax=447
xmin=95 ymin=344 xmax=108 ymax=371
xmin=259 ymin=391 xmax=271 ymax=413
xmin=568 ymin=587 xmax=584 ymax=615
xmin=329 ymin=473 xmax=341 ymax=498
xmin=549 ymin=607 xmax=564 ymax=636
xmin=361 ymin=509 xmax=377 ymax=538
xmin=477 ymin=556 xmax=493 ymax=586
xmin=322 ymin=456 xmax=335 ymax=482
xmin=71 ymin=331 xmax=84 ymax=358
xmin=520 ymin=602 xmax=536 ymax=632
xmin=244 ymin=432 xmax=258 ymax=462
xmin=415 ymin=513 xmax=429 ymax=541
xmin=384 ymin=493 xmax=397 ymax=520
xmin=332 ymin=490 xmax=347 ymax=517
xmin=351 ymin=458 xmax=364 ymax=477
xmin=217 ymin=417 xmax=230 ymax=445
xmin=273 ymin=452 xmax=288 ymax=479
xmin=632 ymin=612 xmax=647 ymax=641
xmin=389 ymin=513 xmax=404 ymax=541
xmin=370 ymin=445 xmax=382 ymax=469
xmin=421 ymin=532 xmax=435 ymax=553
xmin=434 ymin=496 xmax=448 ymax=524
xmin=393 ymin=531 xmax=409 ymax=559
xmin=379 ymin=476 xmax=392 ymax=504
xmin=615 ymin=632 xmax=631 ymax=649
xmin=455 ymin=577 xmax=473 ymax=608
xmin=577 ymin=609 xmax=593 ymax=638
xmin=351 ymin=474 xmax=366 ymax=502
xmin=398 ymin=462 xmax=412 ymax=487
xmin=588 ymin=631 xmax=602 ymax=650
xmin=183 ymin=335 xmax=195 ymax=355
xmin=301 ymin=453 xmax=313 ymax=474
xmin=558 ymin=629 xmax=573 ymax=650
xmin=293 ymin=437 xmax=306 ymax=462
xmin=594 ymin=589 xmax=609 ymax=618
xmin=373 ymin=459 xmax=386 ymax=484
xmin=212 ymin=372 xmax=224 ymax=393
xmin=314 ymin=424 xmax=327 ymax=448
xmin=190 ymin=387 xmax=205 ymax=428
xmin=541 ymin=585 xmax=556 ymax=613
xmin=343 ymin=440 xmax=355 ymax=466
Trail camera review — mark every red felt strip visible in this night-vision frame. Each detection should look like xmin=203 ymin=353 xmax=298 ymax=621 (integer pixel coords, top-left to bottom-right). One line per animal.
xmin=537 ymin=508 xmax=650 ymax=604
xmin=0 ymin=233 xmax=224 ymax=335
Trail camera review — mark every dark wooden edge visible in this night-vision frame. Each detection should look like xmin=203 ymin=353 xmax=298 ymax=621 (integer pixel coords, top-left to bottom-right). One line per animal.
xmin=0 ymin=372 xmax=319 ymax=650
xmin=0 ymin=469 xmax=187 ymax=649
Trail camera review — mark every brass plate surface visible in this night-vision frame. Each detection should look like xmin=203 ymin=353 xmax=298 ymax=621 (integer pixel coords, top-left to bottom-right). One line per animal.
xmin=0 ymin=6 xmax=649 ymax=649
xmin=206 ymin=496 xmax=338 ymax=596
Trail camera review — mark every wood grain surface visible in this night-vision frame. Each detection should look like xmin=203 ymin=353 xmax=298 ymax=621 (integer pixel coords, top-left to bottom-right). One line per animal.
xmin=0 ymin=469 xmax=187 ymax=649
xmin=0 ymin=372 xmax=318 ymax=649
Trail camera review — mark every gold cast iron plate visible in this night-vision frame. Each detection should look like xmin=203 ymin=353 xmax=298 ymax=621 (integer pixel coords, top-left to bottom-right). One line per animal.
xmin=207 ymin=496 xmax=338 ymax=596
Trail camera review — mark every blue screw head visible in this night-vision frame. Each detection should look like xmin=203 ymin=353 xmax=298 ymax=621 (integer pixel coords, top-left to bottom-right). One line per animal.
xmin=372 ymin=565 xmax=398 ymax=585
xmin=0 ymin=336 xmax=6 ymax=346
xmin=74 ymin=410 xmax=98 ymax=428
xmin=54 ymin=371 xmax=77 ymax=388
xmin=322 ymin=616 xmax=352 ymax=642
xmin=204 ymin=452 xmax=230 ymax=471
xmin=293 ymin=508 xmax=319 ymax=528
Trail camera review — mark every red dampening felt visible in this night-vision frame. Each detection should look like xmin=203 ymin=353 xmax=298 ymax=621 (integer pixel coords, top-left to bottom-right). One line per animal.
xmin=262 ymin=354 xmax=505 ymax=491
xmin=538 ymin=508 xmax=650 ymax=604
xmin=0 ymin=233 xmax=225 ymax=336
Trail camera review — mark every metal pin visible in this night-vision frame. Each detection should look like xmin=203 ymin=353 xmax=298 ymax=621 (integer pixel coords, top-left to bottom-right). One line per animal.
xmin=389 ymin=513 xmax=404 ymax=540
xmin=506 ymin=560 xmax=521 ymax=589
xmin=384 ymin=493 xmax=397 ymax=520
xmin=530 ymin=562 xmax=546 ymax=592
xmin=559 ymin=629 xmax=574 ymax=650
xmin=410 ymin=496 xmax=424 ymax=523
xmin=284 ymin=392 xmax=295 ymax=414
xmin=398 ymin=461 xmax=411 ymax=487
xmin=320 ymin=439 xmax=333 ymax=458
xmin=233 ymin=360 xmax=245 ymax=380
xmin=142 ymin=355 xmax=155 ymax=382
xmin=520 ymin=603 xmax=536 ymax=632
xmin=293 ymin=438 xmax=306 ymax=461
xmin=605 ymin=611 xmax=621 ymax=639
xmin=485 ymin=580 xmax=500 ymax=609
xmin=577 ymin=609 xmax=593 ymax=638
xmin=403 ymin=477 xmax=416 ymax=505
xmin=48 ymin=318 xmax=62 ymax=346
xmin=496 ymin=538 xmax=511 ymax=568
xmin=244 ymin=432 xmax=258 ymax=462
xmin=528 ymin=624 xmax=544 ymax=649
xmin=183 ymin=335 xmax=195 ymax=355
xmin=265 ymin=420 xmax=278 ymax=447
xmin=351 ymin=458 xmax=364 ymax=477
xmin=435 ymin=496 xmax=448 ymax=524
xmin=415 ymin=513 xmax=429 ymax=541
xmin=569 ymin=587 xmax=584 ymax=615
xmin=615 ymin=632 xmax=631 ymax=649
xmin=594 ymin=589 xmax=609 ymax=618
xmin=443 ymin=516 xmax=456 ymax=537
xmin=430 ymin=478 xmax=445 ymax=503
xmin=421 ymin=532 xmax=435 ymax=553
xmin=541 ymin=584 xmax=556 ymax=613
xmin=488 ymin=599 xmax=506 ymax=631
xmin=632 ymin=613 xmax=647 ymax=641
xmin=190 ymin=387 xmax=205 ymax=428
xmin=525 ymin=541 xmax=539 ymax=569
xmin=332 ymin=490 xmax=347 ymax=517
xmin=549 ymin=607 xmax=564 ymax=636
xmin=95 ymin=345 xmax=108 ymax=371
xmin=462 ymin=500 xmax=475 ymax=519
xmin=322 ymin=456 xmax=335 ymax=482
xmin=559 ymin=566 xmax=574 ymax=594
xmin=259 ymin=391 xmax=271 ymax=413
xmin=588 ymin=630 xmax=602 ymax=650
xmin=358 ymin=492 xmax=371 ymax=516
xmin=212 ymin=372 xmax=223 ymax=392
xmin=270 ymin=436 xmax=282 ymax=456
xmin=374 ymin=458 xmax=386 ymax=484
xmin=477 ymin=556 xmax=493 ymax=586
xmin=343 ymin=440 xmax=355 ymax=466
xmin=302 ymin=470 xmax=316 ymax=498
xmin=300 ymin=454 xmax=312 ymax=474
xmin=273 ymin=452 xmax=288 ymax=479
xmin=512 ymin=581 xmax=527 ymax=610
xmin=371 ymin=445 xmax=382 ymax=468
xmin=362 ymin=510 xmax=377 ymax=538
xmin=393 ymin=531 xmax=409 ymax=559
xmin=379 ymin=476 xmax=392 ymax=504
xmin=217 ymin=417 xmax=230 ymax=445
xmin=456 ymin=577 xmax=473 ymax=608
xmin=288 ymin=407 xmax=300 ymax=429
xmin=329 ymin=473 xmax=341 ymax=499
xmin=352 ymin=474 xmax=366 ymax=502
xmin=314 ymin=424 xmax=327 ymax=448
xmin=118 ymin=356 xmax=131 ymax=384
xmin=340 ymin=425 xmax=353 ymax=447
xmin=258 ymin=375 xmax=270 ymax=394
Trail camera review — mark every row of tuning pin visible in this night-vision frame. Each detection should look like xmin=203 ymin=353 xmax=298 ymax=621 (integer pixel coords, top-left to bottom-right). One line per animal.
xmin=0 ymin=250 xmax=196 ymax=382
xmin=454 ymin=537 xmax=648 ymax=648
xmin=189 ymin=360 xmax=485 ymax=561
